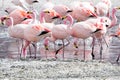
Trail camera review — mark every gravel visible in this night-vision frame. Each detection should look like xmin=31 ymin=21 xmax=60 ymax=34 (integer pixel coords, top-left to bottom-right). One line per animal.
xmin=0 ymin=59 xmax=120 ymax=80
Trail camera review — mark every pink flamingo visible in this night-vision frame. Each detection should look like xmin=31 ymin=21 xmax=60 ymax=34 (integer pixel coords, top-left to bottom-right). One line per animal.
xmin=39 ymin=9 xmax=61 ymax=23
xmin=39 ymin=9 xmax=62 ymax=58
xmin=11 ymin=0 xmax=29 ymax=10
xmin=91 ymin=7 xmax=118 ymax=60
xmin=5 ymin=8 xmax=32 ymax=25
xmin=110 ymin=24 xmax=120 ymax=63
xmin=44 ymin=14 xmax=73 ymax=60
xmin=69 ymin=1 xmax=95 ymax=21
xmin=53 ymin=4 xmax=72 ymax=16
xmin=1 ymin=16 xmax=51 ymax=59
xmin=95 ymin=0 xmax=112 ymax=17
xmin=5 ymin=6 xmax=24 ymax=14
xmin=40 ymin=0 xmax=54 ymax=11
xmin=20 ymin=10 xmax=61 ymax=59
xmin=25 ymin=0 xmax=39 ymax=5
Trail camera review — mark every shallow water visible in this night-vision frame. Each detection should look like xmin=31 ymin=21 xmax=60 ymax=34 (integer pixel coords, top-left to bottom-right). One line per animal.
xmin=0 ymin=0 xmax=120 ymax=64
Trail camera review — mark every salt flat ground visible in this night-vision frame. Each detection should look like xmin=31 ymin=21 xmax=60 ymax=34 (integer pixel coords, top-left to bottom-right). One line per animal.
xmin=0 ymin=0 xmax=120 ymax=80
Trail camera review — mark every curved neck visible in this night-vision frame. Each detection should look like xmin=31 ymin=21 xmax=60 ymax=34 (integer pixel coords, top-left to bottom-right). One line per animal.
xmin=110 ymin=8 xmax=117 ymax=28
xmin=64 ymin=14 xmax=73 ymax=28
xmin=40 ymin=11 xmax=45 ymax=23
xmin=31 ymin=12 xmax=37 ymax=23
xmin=7 ymin=17 xmax=13 ymax=27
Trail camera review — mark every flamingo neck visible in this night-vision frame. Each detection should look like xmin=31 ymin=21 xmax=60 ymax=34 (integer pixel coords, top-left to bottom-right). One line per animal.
xmin=40 ymin=11 xmax=45 ymax=23
xmin=64 ymin=14 xmax=73 ymax=28
xmin=8 ymin=17 xmax=13 ymax=27
xmin=31 ymin=12 xmax=37 ymax=23
xmin=110 ymin=8 xmax=117 ymax=28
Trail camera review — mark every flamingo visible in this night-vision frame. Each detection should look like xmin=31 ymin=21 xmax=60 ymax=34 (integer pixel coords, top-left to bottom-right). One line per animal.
xmin=90 ymin=7 xmax=118 ymax=60
xmin=110 ymin=24 xmax=120 ymax=63
xmin=5 ymin=6 xmax=24 ymax=14
xmin=53 ymin=4 xmax=72 ymax=16
xmin=39 ymin=9 xmax=61 ymax=58
xmin=95 ymin=0 xmax=112 ymax=17
xmin=11 ymin=0 xmax=29 ymax=10
xmin=5 ymin=8 xmax=33 ymax=25
xmin=25 ymin=0 xmax=39 ymax=5
xmin=11 ymin=0 xmax=39 ymax=11
xmin=39 ymin=9 xmax=61 ymax=23
xmin=44 ymin=14 xmax=73 ymax=60
xmin=40 ymin=1 xmax=72 ymax=23
xmin=69 ymin=1 xmax=95 ymax=21
xmin=40 ymin=0 xmax=55 ymax=11
xmin=20 ymin=9 xmax=61 ymax=59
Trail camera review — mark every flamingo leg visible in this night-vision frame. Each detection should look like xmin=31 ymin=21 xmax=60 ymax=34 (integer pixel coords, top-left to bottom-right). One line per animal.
xmin=83 ymin=40 xmax=86 ymax=61
xmin=62 ymin=40 xmax=65 ymax=60
xmin=28 ymin=45 xmax=32 ymax=58
xmin=21 ymin=40 xmax=30 ymax=59
xmin=116 ymin=54 xmax=120 ymax=63
xmin=32 ymin=43 xmax=37 ymax=59
xmin=16 ymin=39 xmax=21 ymax=58
xmin=91 ymin=37 xmax=95 ymax=60
xmin=102 ymin=36 xmax=109 ymax=47
xmin=20 ymin=39 xmax=24 ymax=58
xmin=44 ymin=44 xmax=49 ymax=59
xmin=55 ymin=39 xmax=70 ymax=59
xmin=99 ymin=39 xmax=103 ymax=61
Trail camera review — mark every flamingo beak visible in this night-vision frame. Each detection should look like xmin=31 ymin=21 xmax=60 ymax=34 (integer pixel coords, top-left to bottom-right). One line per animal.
xmin=87 ymin=10 xmax=98 ymax=18
xmin=52 ymin=15 xmax=60 ymax=19
xmin=37 ymin=28 xmax=51 ymax=36
xmin=92 ymin=29 xmax=102 ymax=33
xmin=4 ymin=10 xmax=9 ymax=14
xmin=61 ymin=16 xmax=67 ymax=20
xmin=110 ymin=34 xmax=118 ymax=37
xmin=32 ymin=0 xmax=39 ymax=3
xmin=116 ymin=7 xmax=120 ymax=10
xmin=67 ymin=10 xmax=73 ymax=13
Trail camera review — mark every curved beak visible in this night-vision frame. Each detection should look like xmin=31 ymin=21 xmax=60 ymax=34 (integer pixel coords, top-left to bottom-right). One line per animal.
xmin=52 ymin=16 xmax=60 ymax=19
xmin=5 ymin=10 xmax=9 ymax=14
xmin=92 ymin=28 xmax=102 ymax=33
xmin=32 ymin=0 xmax=39 ymax=3
xmin=37 ymin=28 xmax=51 ymax=36
xmin=110 ymin=34 xmax=118 ymax=37
xmin=67 ymin=10 xmax=73 ymax=13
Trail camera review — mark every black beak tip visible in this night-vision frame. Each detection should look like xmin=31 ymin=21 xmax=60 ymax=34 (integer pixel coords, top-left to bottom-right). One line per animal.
xmin=33 ymin=0 xmax=39 ymax=3
xmin=93 ymin=29 xmax=102 ymax=33
xmin=38 ymin=31 xmax=49 ymax=36
xmin=5 ymin=10 xmax=9 ymax=13
xmin=114 ymin=35 xmax=118 ymax=37
xmin=89 ymin=15 xmax=95 ymax=17
xmin=52 ymin=16 xmax=59 ymax=19
xmin=23 ymin=18 xmax=28 ymax=21
xmin=67 ymin=10 xmax=73 ymax=13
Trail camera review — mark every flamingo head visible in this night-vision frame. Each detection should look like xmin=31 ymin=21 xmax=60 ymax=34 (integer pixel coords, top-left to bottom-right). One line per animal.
xmin=23 ymin=11 xmax=33 ymax=20
xmin=0 ymin=16 xmax=9 ymax=25
xmin=99 ymin=17 xmax=111 ymax=28
xmin=43 ymin=9 xmax=61 ymax=19
xmin=0 ymin=16 xmax=12 ymax=26
xmin=86 ymin=9 xmax=98 ymax=18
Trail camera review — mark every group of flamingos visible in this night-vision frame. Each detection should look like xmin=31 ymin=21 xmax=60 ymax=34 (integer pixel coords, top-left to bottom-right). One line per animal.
xmin=0 ymin=0 xmax=120 ymax=62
